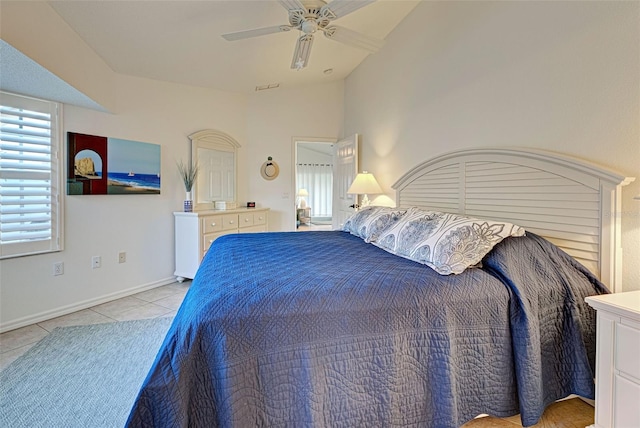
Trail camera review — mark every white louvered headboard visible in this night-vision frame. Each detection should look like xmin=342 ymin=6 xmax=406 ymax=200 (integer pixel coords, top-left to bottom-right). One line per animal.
xmin=392 ymin=148 xmax=634 ymax=292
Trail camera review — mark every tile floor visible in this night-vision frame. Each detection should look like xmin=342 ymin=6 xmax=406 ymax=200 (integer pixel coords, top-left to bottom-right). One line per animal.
xmin=0 ymin=281 xmax=191 ymax=372
xmin=462 ymin=397 xmax=594 ymax=427
xmin=0 ymin=279 xmax=594 ymax=427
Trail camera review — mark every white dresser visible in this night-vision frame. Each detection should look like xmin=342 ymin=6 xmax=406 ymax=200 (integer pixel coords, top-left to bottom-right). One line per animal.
xmin=585 ymin=291 xmax=640 ymax=428
xmin=174 ymin=208 xmax=269 ymax=281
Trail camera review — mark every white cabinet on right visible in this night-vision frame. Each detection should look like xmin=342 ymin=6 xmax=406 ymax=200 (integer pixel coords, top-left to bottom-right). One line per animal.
xmin=585 ymin=291 xmax=640 ymax=428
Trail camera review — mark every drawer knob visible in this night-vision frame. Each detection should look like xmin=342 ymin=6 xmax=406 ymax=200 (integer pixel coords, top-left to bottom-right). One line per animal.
xmin=211 ymin=222 xmax=216 ymax=226
xmin=245 ymin=218 xmax=249 ymax=222
xmin=209 ymin=239 xmax=213 ymax=243
xmin=259 ymin=216 xmax=263 ymax=220
xmin=229 ymin=220 xmax=234 ymax=224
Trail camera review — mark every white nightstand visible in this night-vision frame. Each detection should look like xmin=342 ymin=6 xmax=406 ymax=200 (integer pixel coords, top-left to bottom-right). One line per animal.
xmin=297 ymin=207 xmax=311 ymax=226
xmin=585 ymin=291 xmax=640 ymax=428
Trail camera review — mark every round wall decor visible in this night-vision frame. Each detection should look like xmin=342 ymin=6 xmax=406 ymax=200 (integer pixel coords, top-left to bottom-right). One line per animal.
xmin=260 ymin=156 xmax=279 ymax=180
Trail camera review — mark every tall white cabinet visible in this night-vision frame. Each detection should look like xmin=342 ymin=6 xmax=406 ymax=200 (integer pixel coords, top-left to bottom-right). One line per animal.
xmin=585 ymin=291 xmax=640 ymax=428
xmin=174 ymin=208 xmax=269 ymax=282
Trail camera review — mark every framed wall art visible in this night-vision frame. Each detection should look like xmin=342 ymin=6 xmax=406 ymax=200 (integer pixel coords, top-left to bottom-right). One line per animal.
xmin=67 ymin=132 xmax=161 ymax=195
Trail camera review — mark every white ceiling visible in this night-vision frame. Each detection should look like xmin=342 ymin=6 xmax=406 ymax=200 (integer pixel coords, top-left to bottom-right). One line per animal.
xmin=47 ymin=0 xmax=419 ymax=94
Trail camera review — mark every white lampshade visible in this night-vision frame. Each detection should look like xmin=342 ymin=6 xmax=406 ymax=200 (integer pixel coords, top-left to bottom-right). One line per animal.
xmin=347 ymin=172 xmax=383 ymax=195
xmin=297 ymin=188 xmax=309 ymax=209
xmin=347 ymin=171 xmax=383 ymax=208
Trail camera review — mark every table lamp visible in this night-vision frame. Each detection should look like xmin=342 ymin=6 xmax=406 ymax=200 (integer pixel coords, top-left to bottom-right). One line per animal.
xmin=297 ymin=188 xmax=309 ymax=208
xmin=347 ymin=171 xmax=383 ymax=209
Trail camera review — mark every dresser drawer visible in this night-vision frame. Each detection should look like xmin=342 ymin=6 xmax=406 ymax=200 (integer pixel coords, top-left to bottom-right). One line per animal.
xmin=254 ymin=211 xmax=267 ymax=226
xmin=239 ymin=212 xmax=255 ymax=228
xmin=202 ymin=231 xmax=226 ymax=255
xmin=240 ymin=224 xmax=267 ymax=233
xmin=614 ymin=374 xmax=640 ymax=428
xmin=616 ymin=320 xmax=640 ymax=380
xmin=586 ymin=291 xmax=640 ymax=428
xmin=222 ymin=214 xmax=239 ymax=231
xmin=202 ymin=215 xmax=223 ymax=234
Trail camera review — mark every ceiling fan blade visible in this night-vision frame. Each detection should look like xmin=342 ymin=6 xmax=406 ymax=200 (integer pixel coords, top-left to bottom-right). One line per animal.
xmin=291 ymin=34 xmax=314 ymax=70
xmin=323 ymin=25 xmax=384 ymax=53
xmin=277 ymin=0 xmax=307 ymax=12
xmin=222 ymin=25 xmax=292 ymax=41
xmin=321 ymin=0 xmax=376 ymax=19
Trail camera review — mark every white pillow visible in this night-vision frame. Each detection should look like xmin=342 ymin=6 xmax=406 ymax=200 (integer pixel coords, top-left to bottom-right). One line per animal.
xmin=343 ymin=206 xmax=406 ymax=243
xmin=374 ymin=208 xmax=525 ymax=274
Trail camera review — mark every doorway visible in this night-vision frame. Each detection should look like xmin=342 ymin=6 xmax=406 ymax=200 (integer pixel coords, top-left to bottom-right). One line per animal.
xmin=294 ymin=139 xmax=335 ymax=231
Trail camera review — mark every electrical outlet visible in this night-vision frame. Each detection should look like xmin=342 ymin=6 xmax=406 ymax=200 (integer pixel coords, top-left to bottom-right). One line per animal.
xmin=118 ymin=251 xmax=126 ymax=264
xmin=92 ymin=256 xmax=101 ymax=269
xmin=53 ymin=262 xmax=64 ymax=276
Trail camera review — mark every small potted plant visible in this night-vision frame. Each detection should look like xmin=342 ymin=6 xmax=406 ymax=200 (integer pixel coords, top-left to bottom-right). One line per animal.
xmin=177 ymin=159 xmax=198 ymax=212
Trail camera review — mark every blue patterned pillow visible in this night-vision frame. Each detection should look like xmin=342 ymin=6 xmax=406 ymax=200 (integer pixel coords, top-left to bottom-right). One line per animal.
xmin=343 ymin=206 xmax=406 ymax=243
xmin=374 ymin=208 xmax=525 ymax=274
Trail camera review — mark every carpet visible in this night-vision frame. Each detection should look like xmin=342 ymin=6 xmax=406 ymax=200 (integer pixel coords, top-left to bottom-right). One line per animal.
xmin=0 ymin=317 xmax=173 ymax=428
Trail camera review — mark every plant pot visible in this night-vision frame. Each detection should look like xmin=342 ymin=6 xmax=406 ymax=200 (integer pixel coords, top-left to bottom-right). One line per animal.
xmin=184 ymin=191 xmax=193 ymax=212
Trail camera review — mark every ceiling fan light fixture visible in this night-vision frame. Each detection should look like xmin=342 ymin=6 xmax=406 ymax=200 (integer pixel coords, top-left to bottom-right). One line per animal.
xmin=301 ymin=19 xmax=318 ymax=34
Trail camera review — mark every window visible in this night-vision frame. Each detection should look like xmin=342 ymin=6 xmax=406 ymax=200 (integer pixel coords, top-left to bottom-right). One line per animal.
xmin=0 ymin=92 xmax=63 ymax=259
xmin=297 ymin=162 xmax=333 ymax=218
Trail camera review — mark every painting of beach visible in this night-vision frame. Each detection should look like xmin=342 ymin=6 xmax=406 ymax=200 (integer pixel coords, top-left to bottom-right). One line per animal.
xmin=67 ymin=132 xmax=161 ymax=195
xmin=106 ymin=138 xmax=161 ymax=194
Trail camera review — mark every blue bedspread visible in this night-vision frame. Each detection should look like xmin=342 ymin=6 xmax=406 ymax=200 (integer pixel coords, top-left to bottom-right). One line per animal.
xmin=126 ymin=231 xmax=605 ymax=427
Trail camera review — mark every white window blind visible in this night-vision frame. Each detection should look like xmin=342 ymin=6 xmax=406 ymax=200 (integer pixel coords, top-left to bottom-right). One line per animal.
xmin=297 ymin=163 xmax=333 ymax=218
xmin=0 ymin=92 xmax=63 ymax=259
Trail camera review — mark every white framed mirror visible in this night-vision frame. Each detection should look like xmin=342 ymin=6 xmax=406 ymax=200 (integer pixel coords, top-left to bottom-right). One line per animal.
xmin=188 ymin=129 xmax=240 ymax=211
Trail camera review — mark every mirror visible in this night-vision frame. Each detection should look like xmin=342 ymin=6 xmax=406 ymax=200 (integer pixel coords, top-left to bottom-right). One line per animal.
xmin=188 ymin=129 xmax=240 ymax=211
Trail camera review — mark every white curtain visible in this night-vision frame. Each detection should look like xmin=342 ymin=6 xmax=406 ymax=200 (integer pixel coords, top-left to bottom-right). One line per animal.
xmin=297 ymin=163 xmax=333 ymax=218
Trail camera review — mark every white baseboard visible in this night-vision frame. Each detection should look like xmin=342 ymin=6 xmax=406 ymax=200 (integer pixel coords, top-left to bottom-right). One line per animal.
xmin=0 ymin=276 xmax=177 ymax=333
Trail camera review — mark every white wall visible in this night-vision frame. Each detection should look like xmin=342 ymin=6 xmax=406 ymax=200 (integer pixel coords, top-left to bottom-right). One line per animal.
xmin=297 ymin=144 xmax=333 ymax=164
xmin=0 ymin=74 xmax=249 ymax=330
xmin=245 ymin=82 xmax=344 ymax=232
xmin=345 ymin=1 xmax=640 ymax=291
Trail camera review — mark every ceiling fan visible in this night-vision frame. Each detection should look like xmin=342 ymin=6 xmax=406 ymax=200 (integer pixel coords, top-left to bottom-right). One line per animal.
xmin=222 ymin=0 xmax=384 ymax=70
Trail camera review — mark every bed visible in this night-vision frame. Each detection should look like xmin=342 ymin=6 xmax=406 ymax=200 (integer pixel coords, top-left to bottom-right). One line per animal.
xmin=126 ymin=148 xmax=632 ymax=428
